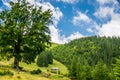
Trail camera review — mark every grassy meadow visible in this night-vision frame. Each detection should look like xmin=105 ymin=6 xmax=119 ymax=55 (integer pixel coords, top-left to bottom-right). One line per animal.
xmin=0 ymin=59 xmax=69 ymax=80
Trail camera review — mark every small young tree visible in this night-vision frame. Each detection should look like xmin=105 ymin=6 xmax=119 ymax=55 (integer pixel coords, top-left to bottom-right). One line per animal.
xmin=37 ymin=50 xmax=53 ymax=67
xmin=0 ymin=0 xmax=52 ymax=69
xmin=37 ymin=52 xmax=49 ymax=67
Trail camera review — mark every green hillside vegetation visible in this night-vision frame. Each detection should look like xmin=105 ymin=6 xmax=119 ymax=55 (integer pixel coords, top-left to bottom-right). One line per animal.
xmin=2 ymin=0 xmax=120 ymax=80
xmin=49 ymin=36 xmax=120 ymax=80
xmin=0 ymin=59 xmax=69 ymax=80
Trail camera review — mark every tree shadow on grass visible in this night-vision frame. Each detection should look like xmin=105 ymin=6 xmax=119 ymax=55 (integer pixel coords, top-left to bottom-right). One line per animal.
xmin=0 ymin=63 xmax=30 ymax=74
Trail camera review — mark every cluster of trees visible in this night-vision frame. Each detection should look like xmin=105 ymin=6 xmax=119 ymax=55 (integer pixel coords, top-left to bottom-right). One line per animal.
xmin=50 ymin=36 xmax=120 ymax=79
xmin=69 ymin=60 xmax=114 ymax=80
xmin=0 ymin=0 xmax=52 ymax=69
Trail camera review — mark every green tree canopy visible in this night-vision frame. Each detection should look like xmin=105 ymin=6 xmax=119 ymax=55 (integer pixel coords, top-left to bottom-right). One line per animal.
xmin=92 ymin=61 xmax=111 ymax=80
xmin=0 ymin=0 xmax=52 ymax=69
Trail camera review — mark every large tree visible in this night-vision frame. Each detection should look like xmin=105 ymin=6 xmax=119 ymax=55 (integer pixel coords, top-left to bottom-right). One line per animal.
xmin=0 ymin=0 xmax=52 ymax=69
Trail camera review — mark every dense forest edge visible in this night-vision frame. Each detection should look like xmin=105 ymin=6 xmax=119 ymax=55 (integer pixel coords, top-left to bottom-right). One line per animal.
xmin=47 ymin=36 xmax=120 ymax=80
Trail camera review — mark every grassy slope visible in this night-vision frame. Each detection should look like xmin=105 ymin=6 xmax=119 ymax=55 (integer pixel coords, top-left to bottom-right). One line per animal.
xmin=0 ymin=59 xmax=69 ymax=80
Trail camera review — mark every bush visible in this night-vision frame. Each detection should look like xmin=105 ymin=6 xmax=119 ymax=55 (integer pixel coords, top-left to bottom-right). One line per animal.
xmin=30 ymin=69 xmax=42 ymax=74
xmin=0 ymin=70 xmax=14 ymax=76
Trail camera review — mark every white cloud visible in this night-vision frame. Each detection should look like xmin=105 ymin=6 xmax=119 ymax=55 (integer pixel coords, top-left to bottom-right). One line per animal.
xmin=95 ymin=0 xmax=120 ymax=37
xmin=72 ymin=11 xmax=99 ymax=35
xmin=2 ymin=0 xmax=11 ymax=8
xmin=57 ymin=0 xmax=79 ymax=4
xmin=49 ymin=25 xmax=84 ymax=44
xmin=98 ymin=22 xmax=120 ymax=37
xmin=94 ymin=7 xmax=114 ymax=19
xmin=98 ymin=13 xmax=120 ymax=37
xmin=87 ymin=28 xmax=94 ymax=33
xmin=34 ymin=2 xmax=63 ymax=25
xmin=72 ymin=11 xmax=91 ymax=26
xmin=49 ymin=25 xmax=62 ymax=43
xmin=96 ymin=0 xmax=117 ymax=5
xmin=67 ymin=32 xmax=84 ymax=41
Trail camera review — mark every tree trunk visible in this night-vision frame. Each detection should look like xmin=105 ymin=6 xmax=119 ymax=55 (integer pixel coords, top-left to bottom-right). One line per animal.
xmin=13 ymin=36 xmax=22 ymax=70
xmin=14 ymin=56 xmax=19 ymax=70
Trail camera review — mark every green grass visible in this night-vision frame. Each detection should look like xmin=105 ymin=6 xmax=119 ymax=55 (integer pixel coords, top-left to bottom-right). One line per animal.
xmin=0 ymin=59 xmax=69 ymax=80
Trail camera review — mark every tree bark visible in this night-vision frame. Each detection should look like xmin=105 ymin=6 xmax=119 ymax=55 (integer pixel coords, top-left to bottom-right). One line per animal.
xmin=13 ymin=56 xmax=19 ymax=70
xmin=13 ymin=36 xmax=21 ymax=70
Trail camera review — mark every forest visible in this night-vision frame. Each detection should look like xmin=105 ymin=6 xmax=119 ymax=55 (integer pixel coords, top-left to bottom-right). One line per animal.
xmin=47 ymin=36 xmax=120 ymax=80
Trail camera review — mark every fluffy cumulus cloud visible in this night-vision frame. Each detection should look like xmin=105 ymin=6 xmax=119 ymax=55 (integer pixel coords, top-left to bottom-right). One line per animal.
xmin=72 ymin=11 xmax=91 ymax=25
xmin=72 ymin=11 xmax=99 ymax=34
xmin=97 ymin=13 xmax=120 ymax=37
xmin=94 ymin=7 xmax=114 ymax=19
xmin=98 ymin=20 xmax=120 ymax=37
xmin=57 ymin=0 xmax=79 ymax=4
xmin=95 ymin=0 xmax=120 ymax=37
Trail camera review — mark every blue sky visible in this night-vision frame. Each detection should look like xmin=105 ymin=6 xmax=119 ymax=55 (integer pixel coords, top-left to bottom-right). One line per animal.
xmin=0 ymin=0 xmax=120 ymax=44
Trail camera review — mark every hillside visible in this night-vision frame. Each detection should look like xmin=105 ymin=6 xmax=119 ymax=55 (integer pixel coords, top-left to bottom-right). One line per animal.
xmin=0 ymin=59 xmax=69 ymax=80
xmin=50 ymin=36 xmax=120 ymax=79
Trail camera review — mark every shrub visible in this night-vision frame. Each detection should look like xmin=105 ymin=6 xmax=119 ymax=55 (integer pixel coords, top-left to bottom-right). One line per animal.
xmin=30 ymin=69 xmax=42 ymax=74
xmin=0 ymin=70 xmax=14 ymax=76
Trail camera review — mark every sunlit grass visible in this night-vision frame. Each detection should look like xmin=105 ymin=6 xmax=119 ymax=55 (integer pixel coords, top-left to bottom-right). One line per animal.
xmin=0 ymin=59 xmax=69 ymax=80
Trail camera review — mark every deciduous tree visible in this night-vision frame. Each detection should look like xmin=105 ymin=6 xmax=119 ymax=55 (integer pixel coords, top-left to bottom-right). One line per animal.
xmin=0 ymin=0 xmax=52 ymax=70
